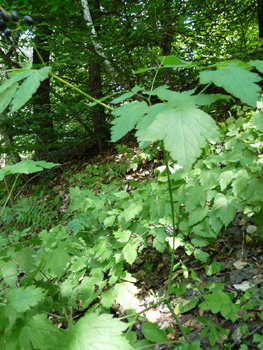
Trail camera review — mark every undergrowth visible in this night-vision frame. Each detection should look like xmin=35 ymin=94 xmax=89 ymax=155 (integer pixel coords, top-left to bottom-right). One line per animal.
xmin=0 ymin=21 xmax=263 ymax=349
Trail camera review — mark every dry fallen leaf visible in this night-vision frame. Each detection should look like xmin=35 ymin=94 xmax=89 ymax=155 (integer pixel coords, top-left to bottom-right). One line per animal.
xmin=233 ymin=260 xmax=247 ymax=270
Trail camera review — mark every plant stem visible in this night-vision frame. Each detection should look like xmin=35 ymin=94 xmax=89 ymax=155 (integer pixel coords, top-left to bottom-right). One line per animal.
xmin=49 ymin=72 xmax=114 ymax=111
xmin=198 ymin=81 xmax=212 ymax=95
xmin=162 ymin=145 xmax=177 ymax=296
xmin=164 ymin=300 xmax=190 ymax=344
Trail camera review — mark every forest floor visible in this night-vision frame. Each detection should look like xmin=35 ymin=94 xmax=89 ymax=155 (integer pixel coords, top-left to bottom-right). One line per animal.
xmin=28 ymin=139 xmax=263 ymax=350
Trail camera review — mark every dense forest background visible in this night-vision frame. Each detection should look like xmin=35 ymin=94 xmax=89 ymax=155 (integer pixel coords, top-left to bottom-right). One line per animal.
xmin=0 ymin=0 xmax=262 ymax=162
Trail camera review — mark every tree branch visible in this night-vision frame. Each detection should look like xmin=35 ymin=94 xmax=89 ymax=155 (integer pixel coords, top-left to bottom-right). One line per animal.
xmin=80 ymin=0 xmax=131 ymax=90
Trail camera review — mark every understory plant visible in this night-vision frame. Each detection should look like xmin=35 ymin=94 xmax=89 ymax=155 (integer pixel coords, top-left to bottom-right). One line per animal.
xmin=1 ymin=12 xmax=263 ymax=349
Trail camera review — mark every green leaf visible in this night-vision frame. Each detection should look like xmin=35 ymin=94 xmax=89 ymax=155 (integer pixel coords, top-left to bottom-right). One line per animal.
xmin=0 ymin=160 xmax=59 ymax=180
xmin=101 ymin=288 xmax=118 ymax=308
xmin=122 ymin=243 xmax=137 ymax=265
xmin=191 ymin=238 xmax=209 ymax=247
xmin=209 ymin=326 xmax=218 ymax=346
xmin=193 ymin=249 xmax=210 ymax=263
xmin=13 ymin=247 xmax=35 ymax=274
xmin=205 ymin=261 xmax=223 ymax=276
xmin=219 ymin=170 xmax=234 ymax=190
xmin=159 ymin=55 xmax=194 ymax=68
xmin=232 ymin=169 xmax=249 ymax=197
xmin=249 ymin=60 xmax=263 ymax=73
xmin=111 ymin=86 xmax=142 ymax=104
xmin=136 ymin=92 xmax=220 ymax=170
xmin=253 ymin=111 xmax=263 ymax=132
xmin=10 ymin=67 xmax=52 ymax=112
xmin=113 ymin=230 xmax=131 ymax=243
xmin=111 ymin=101 xmax=148 ymax=142
xmin=120 ymin=202 xmax=143 ymax=222
xmin=142 ymin=322 xmax=169 ymax=343
xmin=189 ymin=206 xmax=209 ymax=226
xmin=197 ymin=316 xmax=210 ymax=325
xmin=199 ymin=169 xmax=219 ymax=189
xmin=7 ymin=286 xmax=46 ymax=312
xmin=185 ymin=186 xmax=207 ymax=211
xmin=0 ymin=77 xmax=19 ymax=93
xmin=20 ymin=314 xmax=68 ymax=350
xmin=1 ymin=260 xmax=17 ymax=287
xmin=45 ymin=248 xmax=71 ymax=278
xmin=213 ymin=193 xmax=237 ymax=226
xmin=192 ymin=93 xmax=232 ymax=106
xmin=0 ymin=83 xmax=18 ymax=113
xmin=69 ymin=313 xmax=131 ymax=350
xmin=115 ymin=282 xmax=138 ymax=309
xmin=199 ymin=63 xmax=261 ymax=107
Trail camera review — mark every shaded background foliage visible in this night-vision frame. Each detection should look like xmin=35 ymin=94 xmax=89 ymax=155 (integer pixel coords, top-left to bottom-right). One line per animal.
xmin=0 ymin=0 xmax=262 ymax=162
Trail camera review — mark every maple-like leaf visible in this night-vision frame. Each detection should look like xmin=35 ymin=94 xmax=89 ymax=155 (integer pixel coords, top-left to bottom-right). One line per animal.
xmin=69 ymin=313 xmax=131 ymax=350
xmin=122 ymin=243 xmax=137 ymax=265
xmin=20 ymin=314 xmax=68 ymax=350
xmin=213 ymin=193 xmax=240 ymax=227
xmin=115 ymin=282 xmax=138 ymax=309
xmin=1 ymin=260 xmax=17 ymax=288
xmin=249 ymin=60 xmax=263 ymax=73
xmin=0 ymin=160 xmax=59 ymax=181
xmin=7 ymin=286 xmax=46 ymax=312
xmin=253 ymin=111 xmax=263 ymax=132
xmin=232 ymin=169 xmax=249 ymax=197
xmin=184 ymin=186 xmax=207 ymax=211
xmin=45 ymin=248 xmax=71 ymax=278
xmin=200 ymin=63 xmax=261 ymax=107
xmin=219 ymin=170 xmax=234 ymax=191
xmin=136 ymin=93 xmax=219 ymax=170
xmin=120 ymin=201 xmax=143 ymax=223
xmin=111 ymin=101 xmax=148 ymax=142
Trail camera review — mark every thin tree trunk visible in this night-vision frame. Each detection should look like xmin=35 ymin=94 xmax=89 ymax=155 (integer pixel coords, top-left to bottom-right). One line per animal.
xmin=88 ymin=0 xmax=110 ymax=152
xmin=81 ymin=0 xmax=131 ymax=90
xmin=257 ymin=0 xmax=263 ymax=38
xmin=32 ymin=28 xmax=55 ymax=161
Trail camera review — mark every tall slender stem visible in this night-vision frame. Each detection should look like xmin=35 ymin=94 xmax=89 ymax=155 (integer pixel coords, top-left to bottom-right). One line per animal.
xmin=162 ymin=144 xmax=177 ymax=296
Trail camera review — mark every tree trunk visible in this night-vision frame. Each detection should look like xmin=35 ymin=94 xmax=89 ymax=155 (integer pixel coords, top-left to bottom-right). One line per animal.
xmin=88 ymin=0 xmax=110 ymax=152
xmin=258 ymin=0 xmax=263 ymax=38
xmin=32 ymin=29 xmax=55 ymax=160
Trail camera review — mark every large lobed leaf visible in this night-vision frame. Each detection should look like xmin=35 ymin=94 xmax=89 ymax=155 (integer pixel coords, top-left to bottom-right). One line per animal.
xmin=0 ymin=160 xmax=59 ymax=181
xmin=20 ymin=314 xmax=68 ymax=350
xmin=69 ymin=313 xmax=131 ymax=350
xmin=111 ymin=101 xmax=148 ymax=142
xmin=136 ymin=92 xmax=220 ymax=171
xmin=7 ymin=286 xmax=46 ymax=313
xmin=199 ymin=62 xmax=261 ymax=107
xmin=0 ymin=66 xmax=51 ymax=114
xmin=111 ymin=87 xmax=220 ymax=171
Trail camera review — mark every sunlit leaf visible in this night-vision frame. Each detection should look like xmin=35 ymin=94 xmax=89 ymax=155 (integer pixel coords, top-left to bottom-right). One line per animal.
xmin=200 ymin=63 xmax=261 ymax=107
xmin=69 ymin=313 xmax=131 ymax=350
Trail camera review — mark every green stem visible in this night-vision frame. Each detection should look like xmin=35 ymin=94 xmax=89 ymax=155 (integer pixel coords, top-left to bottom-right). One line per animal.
xmin=165 ymin=301 xmax=190 ymax=344
xmin=198 ymin=81 xmax=212 ymax=95
xmin=1 ymin=174 xmax=19 ymax=217
xmin=49 ymin=72 xmax=114 ymax=111
xmin=150 ymin=57 xmax=165 ymax=91
xmin=162 ymin=145 xmax=177 ymax=296
xmin=0 ymin=215 xmax=11 ymax=245
xmin=56 ymin=278 xmax=69 ymax=323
